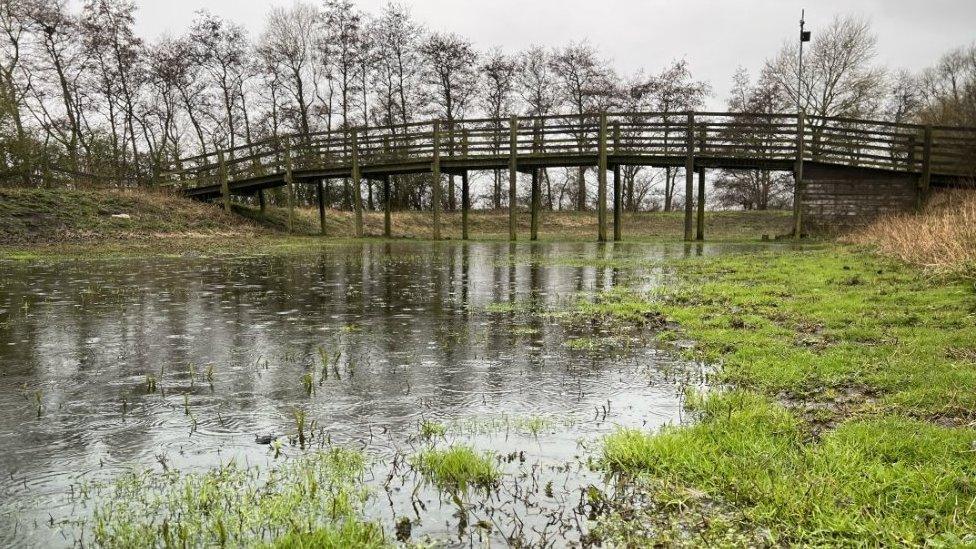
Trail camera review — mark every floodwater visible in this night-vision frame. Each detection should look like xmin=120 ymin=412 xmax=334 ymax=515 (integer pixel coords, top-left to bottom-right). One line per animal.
xmin=0 ymin=241 xmax=766 ymax=547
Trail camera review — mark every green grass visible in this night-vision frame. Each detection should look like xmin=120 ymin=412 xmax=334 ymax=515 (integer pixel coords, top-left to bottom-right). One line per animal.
xmin=76 ymin=448 xmax=384 ymax=548
xmin=411 ymin=445 xmax=501 ymax=493
xmin=590 ymin=246 xmax=976 ymax=545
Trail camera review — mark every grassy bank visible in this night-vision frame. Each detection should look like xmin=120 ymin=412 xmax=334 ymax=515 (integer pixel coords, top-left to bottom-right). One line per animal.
xmin=589 ymin=246 xmax=976 ymax=545
xmin=256 ymin=204 xmax=793 ymax=242
xmin=0 ymin=187 xmax=271 ymax=245
xmin=0 ymin=187 xmax=793 ymax=257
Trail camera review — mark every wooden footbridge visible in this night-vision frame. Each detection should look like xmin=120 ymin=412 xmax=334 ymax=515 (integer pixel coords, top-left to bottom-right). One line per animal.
xmin=162 ymin=111 xmax=976 ymax=239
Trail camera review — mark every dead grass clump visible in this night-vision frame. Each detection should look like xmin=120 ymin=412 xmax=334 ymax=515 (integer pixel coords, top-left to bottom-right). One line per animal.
xmin=845 ymin=190 xmax=976 ymax=278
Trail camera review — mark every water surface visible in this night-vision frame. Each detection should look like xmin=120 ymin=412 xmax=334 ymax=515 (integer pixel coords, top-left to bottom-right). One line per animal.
xmin=0 ymin=241 xmax=763 ymax=546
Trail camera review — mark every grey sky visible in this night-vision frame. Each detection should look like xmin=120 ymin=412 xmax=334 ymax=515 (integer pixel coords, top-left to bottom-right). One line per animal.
xmin=129 ymin=0 xmax=976 ymax=110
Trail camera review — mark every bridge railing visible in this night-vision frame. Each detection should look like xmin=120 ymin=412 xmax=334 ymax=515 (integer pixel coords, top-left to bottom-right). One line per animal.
xmin=160 ymin=111 xmax=976 ymax=190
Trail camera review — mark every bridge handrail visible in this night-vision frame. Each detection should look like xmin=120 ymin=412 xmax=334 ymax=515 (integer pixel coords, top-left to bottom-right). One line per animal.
xmin=160 ymin=110 xmax=976 ymax=187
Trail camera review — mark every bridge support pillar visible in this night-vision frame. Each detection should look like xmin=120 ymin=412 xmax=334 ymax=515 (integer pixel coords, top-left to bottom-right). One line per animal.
xmin=612 ymin=122 xmax=622 ymax=242
xmin=218 ymin=151 xmax=230 ymax=213
xmin=508 ymin=116 xmax=518 ymax=242
xmin=696 ymin=167 xmax=706 ymax=241
xmin=258 ymin=189 xmax=266 ymax=214
xmin=351 ymin=130 xmax=364 ymax=238
xmin=598 ymin=112 xmax=608 ymax=242
xmin=317 ymin=180 xmax=326 ymax=236
xmin=383 ymin=175 xmax=392 ymax=238
xmin=684 ymin=113 xmax=695 ymax=241
xmin=530 ymin=168 xmax=540 ymax=241
xmin=793 ymin=111 xmax=806 ymax=239
xmin=613 ymin=164 xmax=622 ymax=242
xmin=432 ymin=122 xmax=442 ymax=240
xmin=461 ymin=170 xmax=470 ymax=240
xmin=284 ymin=137 xmax=294 ymax=234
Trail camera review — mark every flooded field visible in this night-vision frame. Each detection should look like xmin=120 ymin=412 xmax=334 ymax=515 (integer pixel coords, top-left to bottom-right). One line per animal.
xmin=0 ymin=241 xmax=765 ymax=546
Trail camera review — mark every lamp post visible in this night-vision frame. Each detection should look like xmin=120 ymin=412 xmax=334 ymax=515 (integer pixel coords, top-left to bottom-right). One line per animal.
xmin=798 ymin=9 xmax=811 ymax=113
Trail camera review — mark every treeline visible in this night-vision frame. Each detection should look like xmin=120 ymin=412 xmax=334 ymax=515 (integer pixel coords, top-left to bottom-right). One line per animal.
xmin=0 ymin=2 xmax=973 ymax=211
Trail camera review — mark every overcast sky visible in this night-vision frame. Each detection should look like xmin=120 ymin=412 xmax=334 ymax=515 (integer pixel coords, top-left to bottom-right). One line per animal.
xmin=125 ymin=0 xmax=976 ymax=110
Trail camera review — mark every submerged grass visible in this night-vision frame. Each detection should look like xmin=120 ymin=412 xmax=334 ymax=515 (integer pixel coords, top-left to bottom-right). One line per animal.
xmin=411 ymin=445 xmax=501 ymax=494
xmin=590 ymin=246 xmax=976 ymax=545
xmin=77 ymin=448 xmax=383 ymax=548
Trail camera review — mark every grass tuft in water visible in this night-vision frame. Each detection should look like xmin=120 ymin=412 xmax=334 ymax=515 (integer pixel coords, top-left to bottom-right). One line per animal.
xmin=77 ymin=448 xmax=381 ymax=547
xmin=301 ymin=372 xmax=314 ymax=396
xmin=418 ymin=419 xmax=447 ymax=440
xmin=411 ymin=445 xmax=501 ymax=494
xmin=144 ymin=374 xmax=157 ymax=394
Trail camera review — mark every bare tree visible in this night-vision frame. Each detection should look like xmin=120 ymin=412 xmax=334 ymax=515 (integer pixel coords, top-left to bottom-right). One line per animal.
xmin=259 ymin=2 xmax=321 ymax=136
xmin=713 ymin=67 xmax=793 ymax=210
xmin=81 ymin=0 xmax=144 ymax=181
xmin=420 ymin=31 xmax=478 ymax=210
xmin=26 ymin=0 xmax=89 ymax=177
xmin=766 ymin=14 xmax=885 ymax=119
xmin=915 ymin=43 xmax=976 ymax=126
xmin=636 ymin=59 xmax=708 ymax=211
xmin=481 ymin=48 xmax=518 ymax=208
xmin=550 ymin=41 xmax=615 ymax=211
xmin=0 ymin=0 xmax=31 ymax=183
xmin=189 ymin=11 xmax=250 ymax=150
xmin=517 ymin=46 xmax=560 ymax=208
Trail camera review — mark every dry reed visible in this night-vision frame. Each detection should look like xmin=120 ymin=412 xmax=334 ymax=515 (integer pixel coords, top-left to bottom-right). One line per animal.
xmin=845 ymin=190 xmax=976 ymax=278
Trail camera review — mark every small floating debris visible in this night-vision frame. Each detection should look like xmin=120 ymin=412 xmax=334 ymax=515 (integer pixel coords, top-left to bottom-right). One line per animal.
xmin=254 ymin=433 xmax=279 ymax=445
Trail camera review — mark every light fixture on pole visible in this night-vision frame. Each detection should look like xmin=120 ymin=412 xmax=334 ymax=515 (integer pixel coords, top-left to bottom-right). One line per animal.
xmin=798 ymin=9 xmax=811 ymax=113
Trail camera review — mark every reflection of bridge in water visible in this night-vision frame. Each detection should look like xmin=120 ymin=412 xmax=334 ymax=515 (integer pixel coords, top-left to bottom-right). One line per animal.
xmin=164 ymin=111 xmax=976 ymax=239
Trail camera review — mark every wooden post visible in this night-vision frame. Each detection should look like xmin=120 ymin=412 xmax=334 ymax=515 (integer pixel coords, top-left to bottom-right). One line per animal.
xmin=612 ymin=123 xmax=622 ymax=242
xmin=508 ymin=115 xmax=518 ymax=242
xmin=920 ymin=125 xmax=933 ymax=209
xmin=461 ymin=129 xmax=470 ymax=240
xmin=218 ymin=150 xmax=230 ymax=213
xmin=683 ymin=112 xmax=695 ymax=241
xmin=432 ymin=121 xmax=442 ymax=240
xmin=696 ymin=167 xmax=705 ymax=241
xmin=284 ymin=136 xmax=295 ymax=234
xmin=598 ymin=112 xmax=608 ymax=242
xmin=907 ymin=134 xmax=917 ymax=172
xmin=351 ymin=129 xmax=364 ymax=237
xmin=258 ymin=188 xmax=266 ymax=214
xmin=317 ymin=179 xmax=326 ymax=236
xmin=531 ymin=120 xmax=541 ymax=241
xmin=383 ymin=174 xmax=392 ymax=238
xmin=793 ymin=111 xmax=806 ymax=239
